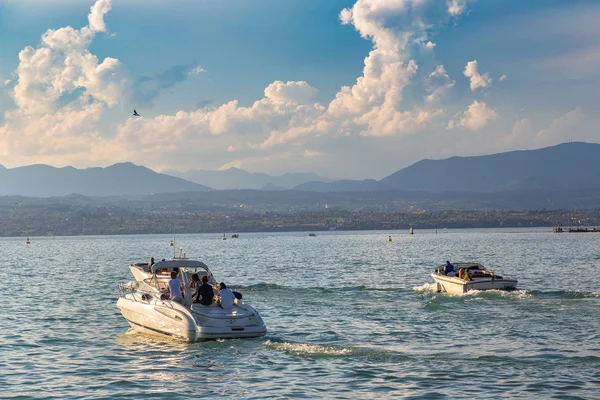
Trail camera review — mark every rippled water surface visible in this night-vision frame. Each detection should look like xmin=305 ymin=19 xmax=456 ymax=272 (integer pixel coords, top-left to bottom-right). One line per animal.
xmin=2 ymin=229 xmax=600 ymax=399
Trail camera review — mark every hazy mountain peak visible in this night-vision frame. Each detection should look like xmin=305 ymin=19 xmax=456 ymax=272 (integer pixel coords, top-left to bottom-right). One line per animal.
xmin=106 ymin=162 xmax=139 ymax=169
xmin=167 ymin=167 xmax=335 ymax=190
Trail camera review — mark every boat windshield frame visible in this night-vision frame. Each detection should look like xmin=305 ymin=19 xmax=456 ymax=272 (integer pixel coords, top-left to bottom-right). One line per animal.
xmin=150 ymin=259 xmax=212 ymax=275
xmin=438 ymin=262 xmax=486 ymax=270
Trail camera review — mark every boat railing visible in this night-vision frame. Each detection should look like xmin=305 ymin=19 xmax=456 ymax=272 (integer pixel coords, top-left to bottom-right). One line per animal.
xmin=117 ymin=281 xmax=183 ymax=309
xmin=118 ymin=281 xmax=140 ymax=300
xmin=117 ymin=281 xmax=157 ymax=301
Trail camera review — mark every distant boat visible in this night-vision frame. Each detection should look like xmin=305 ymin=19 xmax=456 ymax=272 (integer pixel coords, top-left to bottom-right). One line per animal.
xmin=222 ymin=233 xmax=227 ymax=241
xmin=308 ymin=233 xmax=316 ymax=237
xmin=388 ymin=236 xmax=392 ymax=242
xmin=26 ymin=236 xmax=30 ymax=244
xmin=568 ymin=228 xmax=600 ymax=233
xmin=409 ymin=227 xmax=414 ymax=235
xmin=231 ymin=234 xmax=240 ymax=238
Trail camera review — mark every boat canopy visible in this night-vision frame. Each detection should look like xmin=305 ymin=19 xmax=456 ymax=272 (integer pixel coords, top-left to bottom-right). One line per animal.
xmin=151 ymin=259 xmax=210 ymax=274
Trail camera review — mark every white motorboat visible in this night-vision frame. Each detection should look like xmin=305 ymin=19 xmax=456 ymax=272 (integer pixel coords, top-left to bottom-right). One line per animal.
xmin=117 ymin=258 xmax=267 ymax=341
xmin=431 ymin=262 xmax=518 ymax=295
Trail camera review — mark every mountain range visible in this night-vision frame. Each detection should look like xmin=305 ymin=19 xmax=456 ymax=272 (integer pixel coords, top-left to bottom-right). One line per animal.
xmin=0 ymin=142 xmax=598 ymax=199
xmin=164 ymin=167 xmax=333 ymax=190
xmin=295 ymin=142 xmax=600 ymax=193
xmin=0 ymin=162 xmax=210 ymax=197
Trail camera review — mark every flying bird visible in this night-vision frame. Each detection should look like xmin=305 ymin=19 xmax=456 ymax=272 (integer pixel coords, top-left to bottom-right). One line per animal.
xmin=133 ymin=110 xmax=140 ymax=117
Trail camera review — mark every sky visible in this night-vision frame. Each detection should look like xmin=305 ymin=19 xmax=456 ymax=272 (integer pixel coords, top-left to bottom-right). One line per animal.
xmin=0 ymin=0 xmax=599 ymax=180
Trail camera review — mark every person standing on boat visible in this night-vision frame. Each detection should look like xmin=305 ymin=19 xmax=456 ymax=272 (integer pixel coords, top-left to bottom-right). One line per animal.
xmin=194 ymin=275 xmax=215 ymax=306
xmin=445 ymin=261 xmax=456 ymax=276
xmin=168 ymin=271 xmax=184 ymax=304
xmin=217 ymin=282 xmax=235 ymax=309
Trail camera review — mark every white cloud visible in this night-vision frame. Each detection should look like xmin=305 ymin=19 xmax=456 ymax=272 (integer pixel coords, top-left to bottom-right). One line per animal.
xmin=448 ymin=100 xmax=497 ymax=130
xmin=88 ymin=0 xmax=112 ymax=33
xmin=263 ymin=81 xmax=318 ymax=104
xmin=536 ymin=107 xmax=583 ymax=145
xmin=0 ymin=0 xmax=526 ymax=177
xmin=512 ymin=118 xmax=532 ymax=138
xmin=302 ymin=149 xmax=322 ymax=157
xmin=424 ymin=41 xmax=436 ymax=49
xmin=499 ymin=74 xmax=507 ymax=81
xmin=0 ymin=0 xmax=123 ymax=165
xmin=425 ymin=65 xmax=455 ymax=103
xmin=262 ymin=0 xmax=443 ymax=143
xmin=190 ymin=66 xmax=205 ymax=75
xmin=464 ymin=60 xmax=492 ymax=91
xmin=447 ymin=0 xmax=467 ymax=16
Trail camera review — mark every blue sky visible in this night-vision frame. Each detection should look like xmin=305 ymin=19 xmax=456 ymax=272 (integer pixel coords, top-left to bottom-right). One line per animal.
xmin=1 ymin=0 xmax=598 ymax=179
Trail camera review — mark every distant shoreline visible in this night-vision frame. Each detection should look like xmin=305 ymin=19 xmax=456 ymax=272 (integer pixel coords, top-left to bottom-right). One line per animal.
xmin=6 ymin=226 xmax=600 ymax=240
xmin=3 ymin=208 xmax=600 ymax=238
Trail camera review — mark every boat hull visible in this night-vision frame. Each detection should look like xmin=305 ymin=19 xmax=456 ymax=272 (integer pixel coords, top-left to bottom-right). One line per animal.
xmin=117 ymin=296 xmax=267 ymax=341
xmin=431 ymin=273 xmax=518 ymax=295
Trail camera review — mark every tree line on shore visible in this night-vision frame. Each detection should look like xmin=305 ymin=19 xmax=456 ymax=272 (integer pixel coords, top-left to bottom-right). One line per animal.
xmin=1 ymin=203 xmax=599 ymax=237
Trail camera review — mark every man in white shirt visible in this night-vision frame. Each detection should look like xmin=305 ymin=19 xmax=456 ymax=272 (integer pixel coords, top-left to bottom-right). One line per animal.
xmin=168 ymin=271 xmax=184 ymax=304
xmin=218 ymin=282 xmax=235 ymax=309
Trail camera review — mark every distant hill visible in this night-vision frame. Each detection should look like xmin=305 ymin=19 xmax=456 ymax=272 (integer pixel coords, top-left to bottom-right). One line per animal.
xmin=379 ymin=142 xmax=600 ymax=192
xmin=165 ymin=167 xmax=334 ymax=190
xmin=294 ymin=179 xmax=379 ymax=192
xmin=260 ymin=183 xmax=286 ymax=191
xmin=0 ymin=162 xmax=211 ymax=197
xmin=295 ymin=142 xmax=600 ymax=193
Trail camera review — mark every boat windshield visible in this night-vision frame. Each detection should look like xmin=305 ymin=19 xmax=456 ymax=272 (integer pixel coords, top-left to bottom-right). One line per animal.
xmin=151 ymin=259 xmax=210 ymax=274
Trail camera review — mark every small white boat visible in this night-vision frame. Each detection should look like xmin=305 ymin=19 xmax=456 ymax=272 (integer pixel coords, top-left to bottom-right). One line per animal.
xmin=431 ymin=262 xmax=517 ymax=295
xmin=117 ymin=257 xmax=267 ymax=341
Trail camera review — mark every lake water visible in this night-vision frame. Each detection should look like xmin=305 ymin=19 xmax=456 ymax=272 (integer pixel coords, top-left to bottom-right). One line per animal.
xmin=2 ymin=229 xmax=599 ymax=399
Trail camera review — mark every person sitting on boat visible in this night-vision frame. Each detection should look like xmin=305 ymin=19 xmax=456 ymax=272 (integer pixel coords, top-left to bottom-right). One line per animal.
xmin=194 ymin=276 xmax=215 ymax=306
xmin=191 ymin=273 xmax=200 ymax=289
xmin=444 ymin=261 xmax=456 ymax=276
xmin=168 ymin=271 xmax=184 ymax=304
xmin=217 ymin=282 xmax=235 ymax=309
xmin=148 ymin=257 xmax=155 ymax=271
xmin=458 ymin=267 xmax=471 ymax=281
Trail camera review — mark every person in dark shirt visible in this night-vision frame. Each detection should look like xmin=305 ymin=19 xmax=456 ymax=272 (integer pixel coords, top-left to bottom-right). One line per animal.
xmin=444 ymin=260 xmax=456 ymax=276
xmin=193 ymin=275 xmax=215 ymax=306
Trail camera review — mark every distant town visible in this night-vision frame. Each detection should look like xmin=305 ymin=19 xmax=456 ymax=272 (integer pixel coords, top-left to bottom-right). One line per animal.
xmin=2 ymin=202 xmax=599 ymax=237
